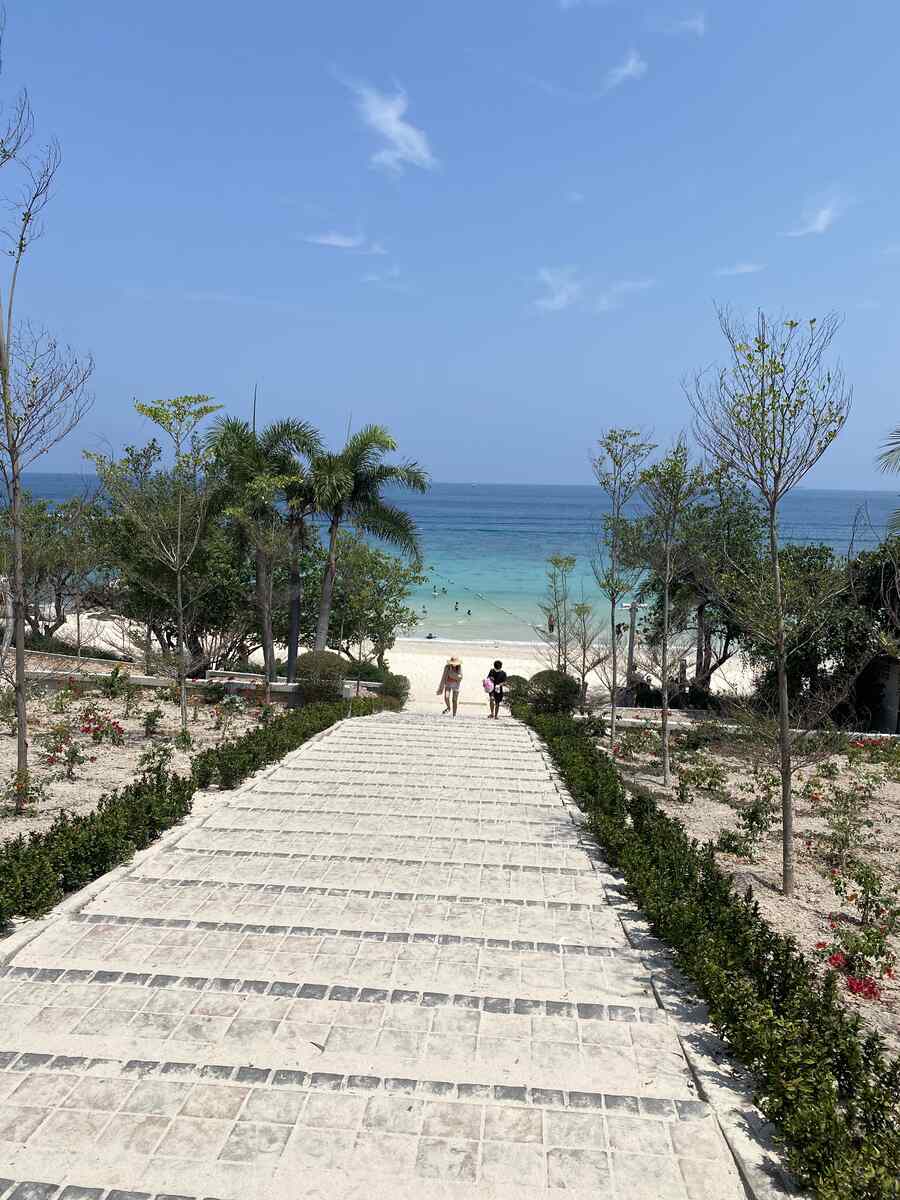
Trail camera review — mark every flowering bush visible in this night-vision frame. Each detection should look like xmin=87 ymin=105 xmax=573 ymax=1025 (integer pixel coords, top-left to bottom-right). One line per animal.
xmin=38 ymin=721 xmax=93 ymax=781
xmin=78 ymin=703 xmax=125 ymax=746
xmin=814 ymin=860 xmax=900 ymax=993
xmin=143 ymin=705 xmax=164 ymax=737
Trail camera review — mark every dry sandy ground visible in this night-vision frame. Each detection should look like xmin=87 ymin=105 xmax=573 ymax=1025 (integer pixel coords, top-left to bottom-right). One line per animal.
xmin=612 ymin=729 xmax=900 ymax=1056
xmin=0 ymin=685 xmax=262 ymax=846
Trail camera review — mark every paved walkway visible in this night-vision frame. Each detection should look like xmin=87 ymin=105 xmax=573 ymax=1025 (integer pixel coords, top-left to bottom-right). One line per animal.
xmin=0 ymin=712 xmax=747 ymax=1199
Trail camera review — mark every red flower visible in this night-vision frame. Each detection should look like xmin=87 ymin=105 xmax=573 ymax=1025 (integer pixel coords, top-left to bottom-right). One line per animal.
xmin=815 ymin=941 xmax=829 ymax=950
xmin=846 ymin=976 xmax=880 ymax=1000
xmin=827 ymin=952 xmax=847 ymax=970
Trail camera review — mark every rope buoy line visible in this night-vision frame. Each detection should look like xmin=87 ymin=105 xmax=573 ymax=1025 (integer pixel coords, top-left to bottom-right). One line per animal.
xmin=421 ymin=564 xmax=545 ymax=640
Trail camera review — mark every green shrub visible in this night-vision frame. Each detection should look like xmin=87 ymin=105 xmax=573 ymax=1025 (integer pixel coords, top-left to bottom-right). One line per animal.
xmin=516 ymin=704 xmax=900 ymax=1199
xmin=527 ymin=669 xmax=581 ymax=715
xmin=504 ymin=674 xmax=529 ymax=703
xmin=345 ymin=659 xmax=385 ymax=683
xmin=381 ymin=672 xmax=410 ymax=708
xmin=294 ymin=650 xmax=347 ymax=702
xmin=201 ymin=681 xmax=228 ymax=705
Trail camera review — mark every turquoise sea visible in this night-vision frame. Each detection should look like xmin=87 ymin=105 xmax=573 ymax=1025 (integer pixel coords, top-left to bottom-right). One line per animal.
xmin=21 ymin=474 xmax=899 ymax=644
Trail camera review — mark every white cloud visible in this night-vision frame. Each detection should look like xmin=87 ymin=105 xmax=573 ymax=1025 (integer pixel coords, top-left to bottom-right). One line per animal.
xmin=781 ymin=193 xmax=848 ymax=237
xmin=535 ymin=267 xmax=583 ymax=312
xmin=596 ymin=278 xmax=655 ymax=313
xmin=649 ymin=12 xmax=706 ymax=36
xmin=303 ymin=231 xmax=386 ymax=255
xmin=304 ymin=231 xmax=366 ymax=249
xmin=714 ymin=262 xmax=765 ymax=277
xmin=558 ymin=0 xmax=615 ymax=9
xmin=567 ymin=190 xmax=586 ymax=204
xmin=362 ymin=264 xmax=402 ymax=284
xmin=604 ymin=50 xmax=648 ymax=92
xmin=349 ymin=81 xmax=438 ymax=174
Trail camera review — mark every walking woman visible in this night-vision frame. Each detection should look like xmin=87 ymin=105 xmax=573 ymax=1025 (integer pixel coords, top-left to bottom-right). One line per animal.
xmin=437 ymin=655 xmax=463 ymax=716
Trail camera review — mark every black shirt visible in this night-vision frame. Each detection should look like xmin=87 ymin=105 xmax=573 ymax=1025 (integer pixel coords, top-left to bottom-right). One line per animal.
xmin=488 ymin=668 xmax=507 ymax=695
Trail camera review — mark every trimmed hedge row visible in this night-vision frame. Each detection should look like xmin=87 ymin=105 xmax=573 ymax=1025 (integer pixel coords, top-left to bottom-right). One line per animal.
xmin=518 ymin=707 xmax=900 ymax=1200
xmin=0 ymin=697 xmax=384 ymax=930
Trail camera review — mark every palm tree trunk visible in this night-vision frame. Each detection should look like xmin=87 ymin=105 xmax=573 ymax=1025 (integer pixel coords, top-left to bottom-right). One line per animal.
xmin=255 ymin=546 xmax=275 ymax=680
xmin=314 ymin=516 xmax=341 ymax=651
xmin=286 ymin=516 xmax=305 ymax=682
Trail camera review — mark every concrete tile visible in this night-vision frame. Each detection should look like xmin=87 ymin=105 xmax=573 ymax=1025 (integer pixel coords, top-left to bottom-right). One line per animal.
xmin=9 ymin=1074 xmax=76 ymax=1108
xmin=283 ymin=1127 xmax=354 ymax=1171
xmin=112 ymin=1112 xmax=171 ymax=1155
xmin=29 ymin=1107 xmax=110 ymax=1147
xmin=156 ymin=1115 xmax=232 ymax=1158
xmin=353 ymin=1130 xmax=418 ymax=1174
xmin=480 ymin=1140 xmax=544 ymax=1188
xmin=415 ymin=1136 xmax=479 ymax=1182
xmin=61 ymin=1077 xmax=136 ymax=1111
xmin=679 ymin=1158 xmax=743 ymax=1199
xmin=483 ymin=1105 xmax=543 ymax=1143
xmin=240 ymin=1088 xmax=306 ymax=1124
xmin=122 ymin=1080 xmax=192 ymax=1116
xmin=0 ymin=1107 xmax=49 ymax=1144
xmin=219 ymin=1120 xmax=291 ymax=1163
xmin=301 ymin=1092 xmax=366 ymax=1129
xmin=548 ymin=1147 xmax=613 ymax=1191
xmin=363 ymin=1096 xmax=425 ymax=1134
xmin=612 ymin=1152 xmax=689 ymax=1199
xmin=607 ymin=1116 xmax=671 ymax=1155
xmin=180 ymin=1083 xmax=249 ymax=1120
xmin=545 ymin=1110 xmax=608 ymax=1149
xmin=422 ymin=1101 xmax=481 ymax=1140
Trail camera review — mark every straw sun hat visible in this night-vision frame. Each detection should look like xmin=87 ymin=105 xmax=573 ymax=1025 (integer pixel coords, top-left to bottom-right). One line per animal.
xmin=448 ymin=656 xmax=462 ymax=667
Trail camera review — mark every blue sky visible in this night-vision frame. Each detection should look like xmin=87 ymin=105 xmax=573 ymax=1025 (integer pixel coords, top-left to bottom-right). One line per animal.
xmin=7 ymin=1 xmax=900 ymax=486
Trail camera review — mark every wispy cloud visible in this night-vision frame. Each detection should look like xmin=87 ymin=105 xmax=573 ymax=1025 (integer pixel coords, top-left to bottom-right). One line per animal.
xmin=558 ymin=0 xmax=615 ymax=9
xmin=567 ymin=190 xmax=586 ymax=204
xmin=882 ymin=243 xmax=900 ymax=258
xmin=348 ymin=81 xmax=438 ymax=174
xmin=535 ymin=267 xmax=583 ymax=312
xmin=781 ymin=192 xmax=848 ymax=238
xmin=304 ymin=231 xmax=366 ymax=249
xmin=596 ymin=278 xmax=655 ymax=313
xmin=303 ymin=231 xmax=387 ymax=255
xmin=648 ymin=11 xmax=706 ymax=36
xmin=604 ymin=50 xmax=648 ymax=92
xmin=362 ymin=264 xmax=401 ymax=284
xmin=714 ymin=262 xmax=765 ymax=277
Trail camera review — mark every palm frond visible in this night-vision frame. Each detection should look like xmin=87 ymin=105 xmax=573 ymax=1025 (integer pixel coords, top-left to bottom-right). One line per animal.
xmin=354 ymin=500 xmax=422 ymax=560
xmin=877 ymin=427 xmax=900 ymax=473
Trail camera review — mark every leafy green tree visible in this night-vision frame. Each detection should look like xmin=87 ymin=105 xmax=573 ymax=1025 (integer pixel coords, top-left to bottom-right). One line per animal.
xmin=592 ymin=428 xmax=655 ymax=742
xmin=206 ymin=416 xmax=319 ymax=682
xmin=332 ymin=535 xmax=425 ymax=667
xmin=310 ymin=426 xmax=428 ymax=650
xmin=691 ymin=309 xmax=851 ymax=896
xmin=636 ymin=439 xmax=707 ymax=785
xmin=88 ymin=396 xmax=221 ymax=731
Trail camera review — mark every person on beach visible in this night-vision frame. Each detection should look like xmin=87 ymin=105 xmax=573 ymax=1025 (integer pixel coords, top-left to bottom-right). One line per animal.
xmin=487 ymin=659 xmax=507 ymax=719
xmin=437 ymin=655 xmax=463 ymax=716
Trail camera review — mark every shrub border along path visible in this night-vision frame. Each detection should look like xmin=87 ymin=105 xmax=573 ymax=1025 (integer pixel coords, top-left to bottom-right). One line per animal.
xmin=0 ymin=698 xmax=385 ymax=930
xmin=517 ymin=707 xmax=900 ymax=1200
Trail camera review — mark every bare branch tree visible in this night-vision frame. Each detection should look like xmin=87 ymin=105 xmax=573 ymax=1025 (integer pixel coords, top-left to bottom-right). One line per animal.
xmin=689 ymin=308 xmax=850 ymax=896
xmin=591 ymin=427 xmax=655 ymax=744
xmin=0 ymin=19 xmax=93 ymax=808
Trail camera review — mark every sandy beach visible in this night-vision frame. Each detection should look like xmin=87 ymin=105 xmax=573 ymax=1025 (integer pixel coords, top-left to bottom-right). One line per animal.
xmin=389 ymin=638 xmax=547 ymax=711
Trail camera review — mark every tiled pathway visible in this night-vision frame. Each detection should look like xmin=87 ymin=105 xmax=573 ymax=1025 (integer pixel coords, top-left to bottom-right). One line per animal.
xmin=0 ymin=712 xmax=747 ymax=1199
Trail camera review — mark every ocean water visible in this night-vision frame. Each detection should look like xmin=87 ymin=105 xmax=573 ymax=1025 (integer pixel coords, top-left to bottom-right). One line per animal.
xmin=20 ymin=473 xmax=899 ymax=644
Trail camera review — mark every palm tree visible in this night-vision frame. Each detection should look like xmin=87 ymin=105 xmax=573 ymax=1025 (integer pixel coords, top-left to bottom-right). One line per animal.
xmin=207 ymin=416 xmax=320 ymax=680
xmin=312 ymin=425 xmax=429 ymax=651
xmin=878 ymin=428 xmax=900 ymax=531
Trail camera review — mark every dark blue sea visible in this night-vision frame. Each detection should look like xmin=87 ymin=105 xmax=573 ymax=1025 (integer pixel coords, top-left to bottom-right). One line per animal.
xmin=22 ymin=474 xmax=898 ymax=643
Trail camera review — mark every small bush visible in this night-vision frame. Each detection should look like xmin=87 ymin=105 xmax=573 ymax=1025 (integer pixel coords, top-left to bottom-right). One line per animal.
xmin=0 ymin=688 xmax=17 ymax=736
xmin=381 ymin=672 xmax=410 ymax=708
xmin=345 ymin=659 xmax=385 ymax=683
xmin=527 ymin=670 xmax=580 ymax=715
xmin=504 ymin=674 xmax=529 ymax=703
xmin=202 ymin=681 xmax=228 ymax=705
xmin=100 ymin=664 xmax=130 ymax=700
xmin=294 ymin=650 xmax=347 ymax=702
xmin=143 ymin=706 xmax=164 ymax=737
